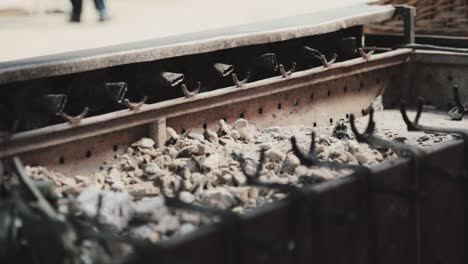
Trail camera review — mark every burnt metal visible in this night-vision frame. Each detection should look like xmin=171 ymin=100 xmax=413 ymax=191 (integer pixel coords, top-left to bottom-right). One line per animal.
xmin=123 ymin=96 xmax=148 ymax=112
xmin=400 ymin=97 xmax=468 ymax=173
xmin=393 ymin=43 xmax=468 ymax=53
xmin=300 ymin=46 xmax=339 ymax=69
xmin=350 ymin=108 xmax=424 ymax=264
xmin=253 ymin=53 xmax=278 ymax=73
xmin=338 ymin=37 xmax=357 ymax=60
xmin=160 ymin=72 xmax=185 ymax=88
xmin=238 ymin=148 xmax=302 ymax=194
xmin=350 ymin=108 xmax=425 ymax=158
xmin=12 ymin=93 xmax=68 ymax=132
xmin=449 ymin=86 xmax=467 ymax=121
xmin=317 ymin=53 xmax=337 ymax=68
xmin=64 ymin=72 xmax=128 ymax=116
xmin=135 ymin=71 xmax=185 ymax=100
xmin=394 ymin=5 xmax=416 ymax=44
xmin=36 ymin=94 xmax=68 ymax=116
xmin=290 ymin=132 xmax=368 ymax=176
xmin=366 ymin=33 xmax=468 ymax=50
xmin=370 ymin=184 xmax=425 ymax=203
xmin=181 ymin=82 xmax=201 ymax=98
xmin=103 ymin=82 xmax=128 ymax=104
xmin=358 ymin=47 xmax=376 ymax=61
xmin=0 ymin=49 xmax=411 ymax=169
xmin=400 ymin=97 xmax=468 ymax=142
xmin=278 ymin=63 xmax=296 ymax=78
xmin=60 ymin=107 xmax=89 ymax=126
xmin=231 ymin=72 xmax=250 ymax=88
xmin=319 ymin=208 xmax=358 ymax=225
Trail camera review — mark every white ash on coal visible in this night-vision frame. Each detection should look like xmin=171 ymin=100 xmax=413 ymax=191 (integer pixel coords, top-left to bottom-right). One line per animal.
xmin=24 ymin=118 xmax=400 ymax=215
xmin=10 ymin=113 xmax=458 ymax=263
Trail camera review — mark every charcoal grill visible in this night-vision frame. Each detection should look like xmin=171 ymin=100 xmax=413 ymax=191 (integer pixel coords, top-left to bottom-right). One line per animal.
xmin=1 ymin=2 xmax=468 ymax=264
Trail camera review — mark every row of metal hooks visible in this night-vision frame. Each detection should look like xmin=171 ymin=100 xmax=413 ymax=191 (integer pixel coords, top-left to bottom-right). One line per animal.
xmin=1 ymin=46 xmax=378 ymax=134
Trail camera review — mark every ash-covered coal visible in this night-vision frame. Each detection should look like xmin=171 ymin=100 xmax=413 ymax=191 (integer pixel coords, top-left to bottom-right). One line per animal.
xmin=25 ymin=118 xmax=398 ymax=215
xmin=3 ymin=117 xmax=416 ymax=263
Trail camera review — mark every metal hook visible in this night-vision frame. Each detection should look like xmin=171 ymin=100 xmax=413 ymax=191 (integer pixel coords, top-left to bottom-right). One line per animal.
xmin=449 ymin=86 xmax=466 ymax=120
xmin=213 ymin=63 xmax=235 ymax=77
xmin=279 ymin=62 xmax=296 ymax=78
xmin=154 ymin=176 xmax=182 ymax=200
xmin=401 ymin=97 xmax=468 ymax=135
xmin=39 ymin=94 xmax=68 ymax=116
xmin=232 ymin=72 xmax=251 ymax=88
xmin=237 ymin=148 xmax=300 ymax=193
xmin=349 ymin=108 xmax=376 ymax=143
xmin=358 ymin=47 xmax=376 ymax=60
xmin=316 ymin=54 xmax=338 ymax=68
xmin=351 ymin=107 xmax=426 ymax=159
xmin=290 ymin=133 xmax=369 ymax=176
xmin=239 ymin=148 xmax=266 ymax=182
xmin=290 ymin=133 xmax=319 ymax=167
xmin=181 ymin=82 xmax=201 ymax=98
xmin=12 ymin=157 xmax=59 ymax=220
xmin=400 ymin=98 xmax=427 ymax=132
xmin=60 ymin=107 xmax=89 ymax=126
xmin=123 ymin=96 xmax=147 ymax=111
xmin=104 ymin=82 xmax=128 ymax=104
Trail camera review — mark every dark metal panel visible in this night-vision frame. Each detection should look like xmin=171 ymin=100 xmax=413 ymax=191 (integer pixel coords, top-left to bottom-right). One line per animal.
xmin=239 ymin=198 xmax=298 ymax=264
xmin=365 ymin=33 xmax=468 ymax=49
xmin=419 ymin=141 xmax=467 ymax=264
xmin=304 ymin=175 xmax=369 ymax=264
xmin=127 ymin=222 xmax=234 ymax=264
xmin=368 ymin=159 xmax=417 ymax=264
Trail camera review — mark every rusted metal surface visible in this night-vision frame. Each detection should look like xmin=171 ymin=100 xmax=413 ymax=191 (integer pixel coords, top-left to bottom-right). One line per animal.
xmin=406 ymin=51 xmax=468 ymax=109
xmin=0 ymin=49 xmax=411 ymax=172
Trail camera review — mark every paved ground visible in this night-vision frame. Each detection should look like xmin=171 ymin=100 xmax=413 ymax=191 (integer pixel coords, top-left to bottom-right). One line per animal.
xmin=0 ymin=0 xmax=369 ymax=62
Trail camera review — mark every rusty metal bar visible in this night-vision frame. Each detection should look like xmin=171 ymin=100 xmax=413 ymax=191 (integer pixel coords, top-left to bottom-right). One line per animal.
xmin=0 ymin=49 xmax=411 ymax=159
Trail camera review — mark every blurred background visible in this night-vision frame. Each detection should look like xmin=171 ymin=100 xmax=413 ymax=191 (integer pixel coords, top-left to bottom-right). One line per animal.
xmin=0 ymin=0 xmax=370 ymax=62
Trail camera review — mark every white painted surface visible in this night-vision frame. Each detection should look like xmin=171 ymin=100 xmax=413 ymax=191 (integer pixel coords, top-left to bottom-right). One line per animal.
xmin=0 ymin=0 xmax=373 ymax=62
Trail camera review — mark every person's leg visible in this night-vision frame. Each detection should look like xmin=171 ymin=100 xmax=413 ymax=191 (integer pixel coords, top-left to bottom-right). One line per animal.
xmin=70 ymin=0 xmax=82 ymax=22
xmin=93 ymin=0 xmax=109 ymax=22
xmin=93 ymin=0 xmax=105 ymax=11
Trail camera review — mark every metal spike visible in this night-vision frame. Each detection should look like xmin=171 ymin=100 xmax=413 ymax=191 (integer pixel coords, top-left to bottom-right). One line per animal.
xmin=181 ymin=82 xmax=201 ymax=98
xmin=123 ymin=96 xmax=147 ymax=111
xmin=60 ymin=107 xmax=89 ymax=126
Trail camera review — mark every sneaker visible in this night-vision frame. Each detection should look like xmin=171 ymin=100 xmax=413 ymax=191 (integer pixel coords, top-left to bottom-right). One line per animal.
xmin=69 ymin=14 xmax=80 ymax=23
xmin=98 ymin=10 xmax=110 ymax=22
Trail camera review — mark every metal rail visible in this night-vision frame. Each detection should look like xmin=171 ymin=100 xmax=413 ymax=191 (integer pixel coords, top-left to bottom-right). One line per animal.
xmin=0 ymin=49 xmax=412 ymax=161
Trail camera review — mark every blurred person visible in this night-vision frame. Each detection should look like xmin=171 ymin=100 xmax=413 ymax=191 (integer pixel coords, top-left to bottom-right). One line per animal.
xmin=70 ymin=0 xmax=109 ymax=23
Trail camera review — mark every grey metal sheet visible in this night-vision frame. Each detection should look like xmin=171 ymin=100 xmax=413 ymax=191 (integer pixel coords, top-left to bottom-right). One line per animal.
xmin=0 ymin=4 xmax=395 ymax=85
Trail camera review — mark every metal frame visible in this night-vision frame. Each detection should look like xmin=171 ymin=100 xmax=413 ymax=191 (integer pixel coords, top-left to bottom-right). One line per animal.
xmin=0 ymin=49 xmax=412 ymax=175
